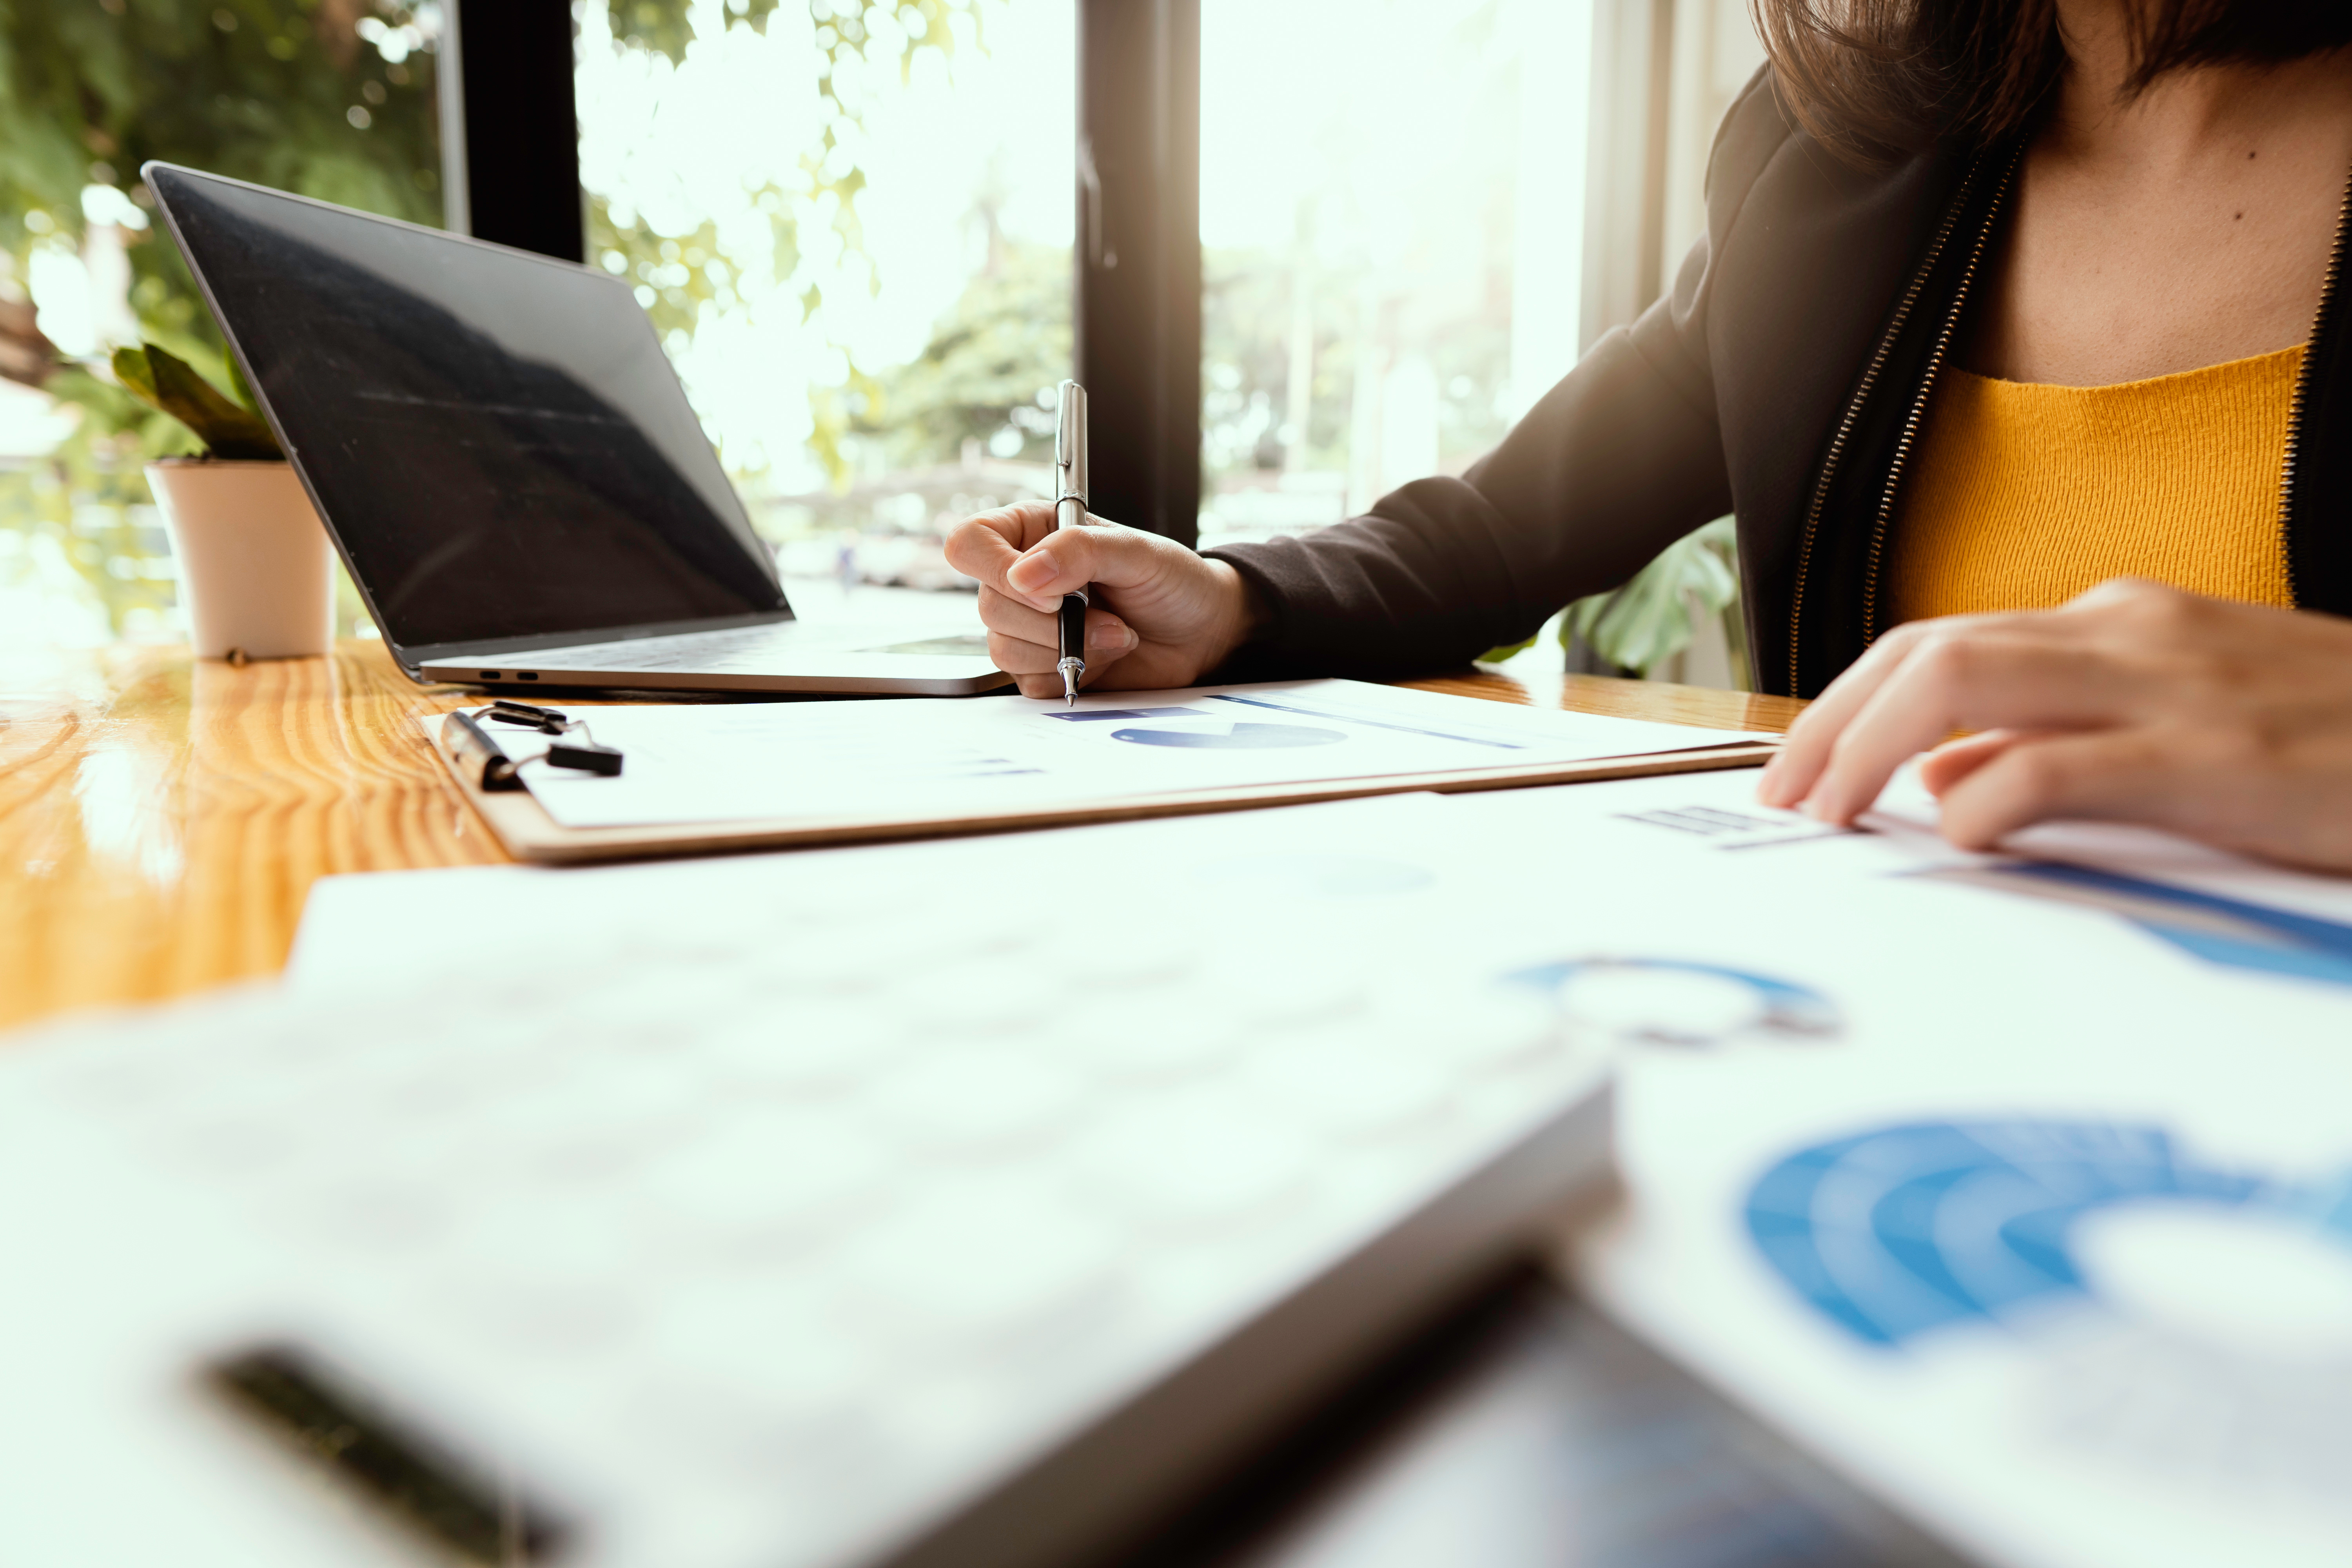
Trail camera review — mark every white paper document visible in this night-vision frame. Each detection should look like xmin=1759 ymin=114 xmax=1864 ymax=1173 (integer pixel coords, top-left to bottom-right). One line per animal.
xmin=290 ymin=789 xmax=1500 ymax=989
xmin=442 ymin=679 xmax=1771 ymax=829
xmin=285 ymin=766 xmax=2352 ymax=1568
xmin=1418 ymin=773 xmax=2352 ymax=1568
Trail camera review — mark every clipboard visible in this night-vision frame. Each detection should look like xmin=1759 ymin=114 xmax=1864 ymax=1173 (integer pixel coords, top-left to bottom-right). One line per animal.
xmin=427 ymin=707 xmax=1779 ymax=865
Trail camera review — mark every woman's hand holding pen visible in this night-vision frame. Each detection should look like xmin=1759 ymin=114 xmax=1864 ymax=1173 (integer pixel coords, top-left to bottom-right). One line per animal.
xmin=946 ymin=502 xmax=1267 ymax=700
xmin=1757 ymin=579 xmax=2352 ymax=871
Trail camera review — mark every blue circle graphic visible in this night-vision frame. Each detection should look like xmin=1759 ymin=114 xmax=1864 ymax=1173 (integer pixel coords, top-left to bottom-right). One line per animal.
xmin=1747 ymin=1119 xmax=2352 ymax=1347
xmin=1507 ymin=957 xmax=1840 ymax=1045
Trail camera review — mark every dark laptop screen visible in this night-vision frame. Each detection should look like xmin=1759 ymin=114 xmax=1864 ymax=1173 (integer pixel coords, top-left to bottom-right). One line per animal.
xmin=146 ymin=165 xmax=786 ymax=653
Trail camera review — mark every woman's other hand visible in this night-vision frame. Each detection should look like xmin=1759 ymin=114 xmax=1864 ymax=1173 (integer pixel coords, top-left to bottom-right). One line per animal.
xmin=945 ymin=502 xmax=1267 ymax=699
xmin=1755 ymin=579 xmax=2352 ymax=870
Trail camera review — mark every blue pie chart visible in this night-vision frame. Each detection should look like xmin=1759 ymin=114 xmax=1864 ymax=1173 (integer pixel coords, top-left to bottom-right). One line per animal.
xmin=1111 ymin=722 xmax=1345 ymax=750
xmin=1746 ymin=1118 xmax=2352 ymax=1347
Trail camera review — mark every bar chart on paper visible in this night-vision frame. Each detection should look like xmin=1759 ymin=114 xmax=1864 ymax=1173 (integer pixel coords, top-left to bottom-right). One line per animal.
xmin=1048 ymin=704 xmax=1349 ymax=750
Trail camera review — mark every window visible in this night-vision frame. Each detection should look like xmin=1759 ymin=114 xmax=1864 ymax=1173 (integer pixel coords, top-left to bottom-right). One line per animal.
xmin=1196 ymin=0 xmax=1528 ymax=550
xmin=0 ymin=0 xmax=1762 ymax=667
xmin=1196 ymin=0 xmax=1698 ymax=551
xmin=575 ymin=0 xmax=1074 ymax=602
xmin=1196 ymin=0 xmax=1762 ymax=686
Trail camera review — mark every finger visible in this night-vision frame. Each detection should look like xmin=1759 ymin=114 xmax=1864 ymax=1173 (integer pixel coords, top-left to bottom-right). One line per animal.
xmin=1081 ymin=608 xmax=1140 ymax=657
xmin=1802 ymin=628 xmax=2146 ymax=824
xmin=1932 ymin=729 xmax=2170 ymax=849
xmin=1002 ymin=517 xmax=1174 ymax=612
xmin=992 ymin=630 xmax=1132 ymax=683
xmin=945 ymin=502 xmax=1058 ymax=590
xmin=1757 ymin=621 xmax=1939 ymax=808
xmin=981 ymin=590 xmax=1141 ymax=659
xmin=984 ymin=618 xmax=1138 ymax=683
xmin=988 ymin=629 xmax=1059 ymax=676
xmin=1916 ymin=729 xmax=2028 ymax=797
xmin=1760 ymin=603 xmax=2125 ymax=809
xmin=978 ymin=585 xmax=1062 ymax=647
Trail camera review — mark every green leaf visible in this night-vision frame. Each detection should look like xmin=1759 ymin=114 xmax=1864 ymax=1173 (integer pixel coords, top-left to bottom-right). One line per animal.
xmin=1561 ymin=516 xmax=1741 ymax=677
xmin=609 ymin=0 xmax=781 ymax=64
xmin=110 ymin=344 xmax=159 ymax=408
xmin=224 ymin=351 xmax=263 ymax=415
xmin=1477 ymin=634 xmax=1536 ymax=664
xmin=142 ymin=342 xmax=281 ymax=460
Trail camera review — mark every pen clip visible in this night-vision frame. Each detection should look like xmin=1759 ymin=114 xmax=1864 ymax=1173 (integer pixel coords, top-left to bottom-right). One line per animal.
xmin=1054 ymin=379 xmax=1087 ymax=505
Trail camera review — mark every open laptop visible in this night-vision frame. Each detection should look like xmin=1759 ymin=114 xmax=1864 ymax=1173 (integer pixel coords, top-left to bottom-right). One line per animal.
xmin=142 ymin=163 xmax=1009 ymax=697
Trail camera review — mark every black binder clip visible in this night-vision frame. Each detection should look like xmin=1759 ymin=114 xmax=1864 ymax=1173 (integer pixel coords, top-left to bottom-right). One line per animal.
xmin=486 ymin=699 xmax=573 ymax=734
xmin=453 ymin=706 xmax=624 ymax=790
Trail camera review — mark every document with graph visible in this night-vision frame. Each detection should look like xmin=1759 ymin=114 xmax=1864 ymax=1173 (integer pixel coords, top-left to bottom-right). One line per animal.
xmin=425 ymin=679 xmax=1775 ymax=854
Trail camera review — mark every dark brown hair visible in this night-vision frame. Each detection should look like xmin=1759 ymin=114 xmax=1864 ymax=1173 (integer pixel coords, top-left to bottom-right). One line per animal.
xmin=1753 ymin=0 xmax=2352 ymax=163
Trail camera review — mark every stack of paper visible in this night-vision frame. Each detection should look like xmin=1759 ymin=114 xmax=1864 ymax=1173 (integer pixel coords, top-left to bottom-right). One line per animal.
xmin=310 ymin=763 xmax=2352 ymax=1568
xmin=440 ymin=678 xmax=1772 ymax=837
xmin=1427 ymin=772 xmax=2352 ymax=1568
xmin=21 ymin=750 xmax=2352 ymax=1568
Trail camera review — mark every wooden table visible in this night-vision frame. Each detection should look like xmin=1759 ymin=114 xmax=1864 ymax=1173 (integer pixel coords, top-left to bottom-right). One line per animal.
xmin=0 ymin=639 xmax=1802 ymax=1034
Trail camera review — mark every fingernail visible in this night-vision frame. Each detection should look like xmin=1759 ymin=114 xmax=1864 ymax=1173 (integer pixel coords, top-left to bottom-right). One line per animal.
xmin=1087 ymin=620 xmax=1128 ymax=649
xmin=1009 ymin=555 xmax=1052 ymax=591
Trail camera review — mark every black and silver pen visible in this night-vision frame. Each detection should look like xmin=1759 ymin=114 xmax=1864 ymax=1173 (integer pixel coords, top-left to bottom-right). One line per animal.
xmin=1052 ymin=379 xmax=1089 ymax=707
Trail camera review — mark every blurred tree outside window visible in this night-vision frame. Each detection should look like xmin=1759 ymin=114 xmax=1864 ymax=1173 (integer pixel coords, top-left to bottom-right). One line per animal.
xmin=0 ymin=0 xmax=443 ymax=647
xmin=577 ymin=0 xmax=1073 ymax=602
xmin=1200 ymin=0 xmax=1763 ymax=688
xmin=1197 ymin=0 xmax=1518 ymax=557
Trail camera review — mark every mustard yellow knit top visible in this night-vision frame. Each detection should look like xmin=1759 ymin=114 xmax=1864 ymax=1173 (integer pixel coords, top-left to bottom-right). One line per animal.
xmin=1885 ymin=344 xmax=2301 ymax=626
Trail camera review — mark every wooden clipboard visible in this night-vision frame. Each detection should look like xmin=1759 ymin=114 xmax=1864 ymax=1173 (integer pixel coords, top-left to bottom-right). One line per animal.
xmin=428 ymin=710 xmax=1778 ymax=865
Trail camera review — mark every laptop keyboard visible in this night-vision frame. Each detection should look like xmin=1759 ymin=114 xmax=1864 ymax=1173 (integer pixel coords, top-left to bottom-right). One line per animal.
xmin=14 ymin=810 xmax=1608 ymax=1568
xmin=527 ymin=622 xmax=825 ymax=673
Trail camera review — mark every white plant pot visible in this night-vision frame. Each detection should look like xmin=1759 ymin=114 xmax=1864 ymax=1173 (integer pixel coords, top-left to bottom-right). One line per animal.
xmin=145 ymin=459 xmax=335 ymax=661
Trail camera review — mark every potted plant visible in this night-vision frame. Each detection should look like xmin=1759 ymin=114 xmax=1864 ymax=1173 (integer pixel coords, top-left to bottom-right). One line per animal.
xmin=114 ymin=343 xmax=333 ymax=662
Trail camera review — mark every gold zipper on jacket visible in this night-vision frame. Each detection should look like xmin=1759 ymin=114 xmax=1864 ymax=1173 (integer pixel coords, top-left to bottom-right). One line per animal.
xmin=1859 ymin=149 xmax=2025 ymax=646
xmin=2279 ymin=163 xmax=2352 ymax=606
xmin=1784 ymin=153 xmax=1989 ymax=699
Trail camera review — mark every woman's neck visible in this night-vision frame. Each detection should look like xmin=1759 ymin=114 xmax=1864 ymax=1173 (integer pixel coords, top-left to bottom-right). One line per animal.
xmin=1964 ymin=1 xmax=2352 ymax=386
xmin=2048 ymin=0 xmax=2352 ymax=171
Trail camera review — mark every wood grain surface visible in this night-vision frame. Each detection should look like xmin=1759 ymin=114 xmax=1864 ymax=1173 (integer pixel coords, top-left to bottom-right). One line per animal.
xmin=0 ymin=640 xmax=1801 ymax=1033
xmin=1401 ymin=666 xmax=1809 ymax=731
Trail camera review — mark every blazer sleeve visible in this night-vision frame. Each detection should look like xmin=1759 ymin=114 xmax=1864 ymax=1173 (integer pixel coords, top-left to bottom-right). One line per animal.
xmin=1205 ymin=67 xmax=1792 ymax=680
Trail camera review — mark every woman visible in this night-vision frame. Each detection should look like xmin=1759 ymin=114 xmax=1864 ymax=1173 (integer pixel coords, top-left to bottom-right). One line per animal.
xmin=946 ymin=0 xmax=2352 ymax=871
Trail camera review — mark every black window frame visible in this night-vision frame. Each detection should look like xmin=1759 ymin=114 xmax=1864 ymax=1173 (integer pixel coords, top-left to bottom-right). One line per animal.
xmin=1074 ymin=0 xmax=1200 ymax=547
xmin=439 ymin=0 xmax=584 ymax=268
